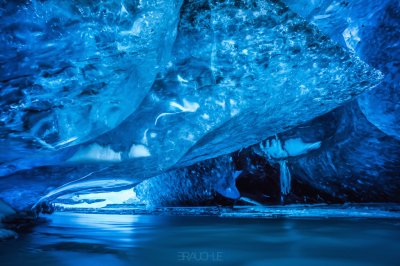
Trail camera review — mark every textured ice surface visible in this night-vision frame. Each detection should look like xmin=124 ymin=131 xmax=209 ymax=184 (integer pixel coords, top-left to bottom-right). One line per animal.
xmin=266 ymin=0 xmax=400 ymax=201
xmin=282 ymin=0 xmax=400 ymax=140
xmin=170 ymin=0 xmax=381 ymax=167
xmin=0 ymin=0 xmax=182 ymax=158
xmin=356 ymin=0 xmax=400 ymax=140
xmin=282 ymin=0 xmax=391 ymax=52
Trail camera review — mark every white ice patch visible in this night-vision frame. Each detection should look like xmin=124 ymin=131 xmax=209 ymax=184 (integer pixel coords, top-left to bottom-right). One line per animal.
xmin=215 ymin=100 xmax=226 ymax=109
xmin=129 ymin=144 xmax=151 ymax=158
xmin=313 ymin=14 xmax=331 ymax=20
xmin=260 ymin=137 xmax=321 ymax=159
xmin=343 ymin=25 xmax=361 ymax=51
xmin=120 ymin=15 xmax=148 ymax=36
xmin=55 ymin=136 xmax=78 ymax=147
xmin=120 ymin=4 xmax=129 ymax=15
xmin=201 ymin=113 xmax=210 ymax=120
xmin=260 ymin=136 xmax=288 ymax=159
xmin=69 ymin=143 xmax=121 ymax=162
xmin=177 ymin=74 xmax=189 ymax=84
xmin=155 ymin=99 xmax=200 ymax=125
xmin=239 ymin=197 xmax=262 ymax=206
xmin=170 ymin=99 xmax=199 ymax=112
xmin=284 ymin=138 xmax=321 ymax=157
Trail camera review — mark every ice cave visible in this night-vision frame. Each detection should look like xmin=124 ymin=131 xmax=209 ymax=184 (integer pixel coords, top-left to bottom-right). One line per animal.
xmin=0 ymin=0 xmax=399 ymax=265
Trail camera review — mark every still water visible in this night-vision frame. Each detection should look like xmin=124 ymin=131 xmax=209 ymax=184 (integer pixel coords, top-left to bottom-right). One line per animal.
xmin=1 ymin=211 xmax=400 ymax=266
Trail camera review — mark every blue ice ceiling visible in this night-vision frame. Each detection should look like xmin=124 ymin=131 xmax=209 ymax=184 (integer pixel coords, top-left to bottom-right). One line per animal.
xmin=0 ymin=0 xmax=399 ymax=211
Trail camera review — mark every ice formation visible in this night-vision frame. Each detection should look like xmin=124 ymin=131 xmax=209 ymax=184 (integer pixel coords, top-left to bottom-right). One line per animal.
xmin=0 ymin=0 xmax=183 ymax=156
xmin=0 ymin=0 xmax=399 ymax=213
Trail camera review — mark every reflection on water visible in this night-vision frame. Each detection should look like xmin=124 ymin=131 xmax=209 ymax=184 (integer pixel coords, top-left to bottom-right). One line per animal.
xmin=1 ymin=211 xmax=400 ymax=266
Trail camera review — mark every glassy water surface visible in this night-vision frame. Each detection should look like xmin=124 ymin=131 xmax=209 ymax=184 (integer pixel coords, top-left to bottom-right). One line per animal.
xmin=1 ymin=211 xmax=400 ymax=266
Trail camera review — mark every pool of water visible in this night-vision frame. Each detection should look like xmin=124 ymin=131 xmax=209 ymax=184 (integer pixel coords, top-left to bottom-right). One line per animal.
xmin=1 ymin=211 xmax=400 ymax=266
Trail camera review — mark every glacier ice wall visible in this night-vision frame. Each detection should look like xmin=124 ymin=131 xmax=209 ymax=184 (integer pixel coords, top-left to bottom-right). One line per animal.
xmin=262 ymin=0 xmax=400 ymax=202
xmin=0 ymin=0 xmax=183 ymax=158
xmin=1 ymin=0 xmax=398 ymax=211
xmin=281 ymin=0 xmax=400 ymax=140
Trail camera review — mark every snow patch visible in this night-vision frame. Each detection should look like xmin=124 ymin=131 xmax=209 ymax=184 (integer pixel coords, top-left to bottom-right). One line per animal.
xmin=69 ymin=144 xmax=122 ymax=162
xmin=129 ymin=144 xmax=151 ymax=158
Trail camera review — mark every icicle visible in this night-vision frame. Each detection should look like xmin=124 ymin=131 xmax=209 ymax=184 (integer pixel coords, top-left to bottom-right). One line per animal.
xmin=279 ymin=160 xmax=291 ymax=198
